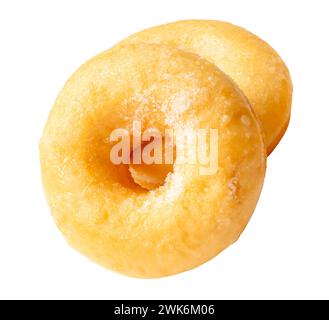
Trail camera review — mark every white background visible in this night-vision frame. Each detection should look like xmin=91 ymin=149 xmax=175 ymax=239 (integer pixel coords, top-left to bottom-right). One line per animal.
xmin=0 ymin=0 xmax=328 ymax=300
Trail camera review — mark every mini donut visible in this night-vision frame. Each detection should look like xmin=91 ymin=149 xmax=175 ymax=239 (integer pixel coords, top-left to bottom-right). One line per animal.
xmin=120 ymin=20 xmax=293 ymax=154
xmin=40 ymin=44 xmax=266 ymax=278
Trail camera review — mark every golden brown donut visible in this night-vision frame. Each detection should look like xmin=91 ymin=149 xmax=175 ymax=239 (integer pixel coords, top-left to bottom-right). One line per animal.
xmin=40 ymin=44 xmax=266 ymax=278
xmin=120 ymin=20 xmax=293 ymax=154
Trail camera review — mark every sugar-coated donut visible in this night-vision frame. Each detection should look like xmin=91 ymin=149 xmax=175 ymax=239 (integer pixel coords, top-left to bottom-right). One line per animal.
xmin=120 ymin=20 xmax=293 ymax=154
xmin=40 ymin=44 xmax=266 ymax=278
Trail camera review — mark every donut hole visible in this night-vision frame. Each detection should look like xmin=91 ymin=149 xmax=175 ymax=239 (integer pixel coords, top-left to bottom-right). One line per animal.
xmin=128 ymin=138 xmax=175 ymax=191
xmin=94 ymin=131 xmax=174 ymax=193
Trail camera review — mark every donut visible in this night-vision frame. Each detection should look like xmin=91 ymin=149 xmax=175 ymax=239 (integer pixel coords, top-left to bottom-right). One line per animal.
xmin=120 ymin=20 xmax=293 ymax=154
xmin=40 ymin=44 xmax=266 ymax=278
